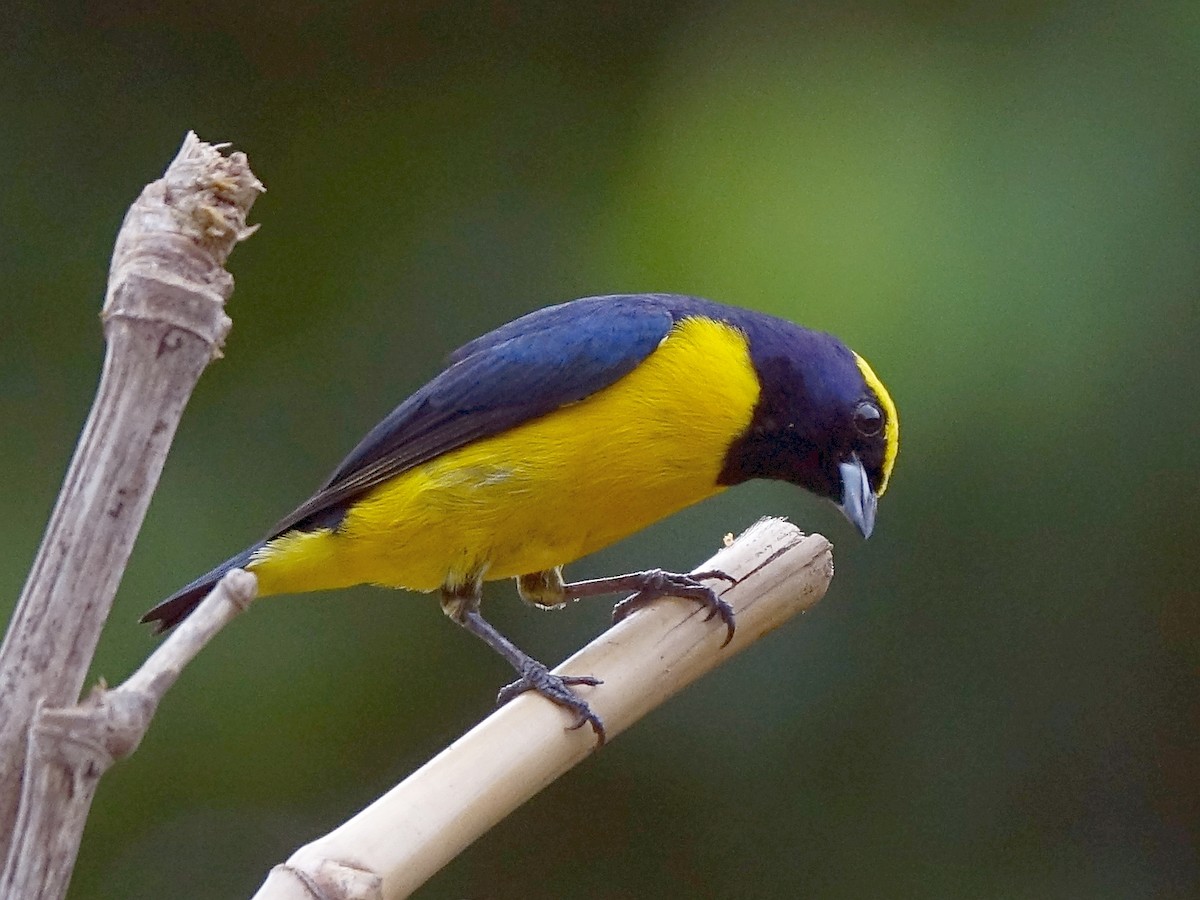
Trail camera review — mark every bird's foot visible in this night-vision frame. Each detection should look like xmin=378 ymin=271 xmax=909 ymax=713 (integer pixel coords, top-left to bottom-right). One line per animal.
xmin=497 ymin=659 xmax=605 ymax=745
xmin=611 ymin=568 xmax=737 ymax=646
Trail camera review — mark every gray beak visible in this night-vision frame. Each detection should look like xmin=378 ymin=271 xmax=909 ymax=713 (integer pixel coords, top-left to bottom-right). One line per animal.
xmin=838 ymin=455 xmax=877 ymax=539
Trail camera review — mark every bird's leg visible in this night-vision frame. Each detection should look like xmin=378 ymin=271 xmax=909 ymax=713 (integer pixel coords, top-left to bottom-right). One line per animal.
xmin=521 ymin=567 xmax=739 ymax=646
xmin=516 ymin=567 xmax=569 ymax=610
xmin=440 ymin=580 xmax=606 ymax=744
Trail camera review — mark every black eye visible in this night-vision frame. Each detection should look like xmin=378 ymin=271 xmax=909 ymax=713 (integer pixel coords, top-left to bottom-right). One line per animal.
xmin=854 ymin=401 xmax=883 ymax=436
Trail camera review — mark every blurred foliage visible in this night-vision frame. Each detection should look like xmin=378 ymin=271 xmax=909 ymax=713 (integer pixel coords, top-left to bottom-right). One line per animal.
xmin=1 ymin=1 xmax=1198 ymax=897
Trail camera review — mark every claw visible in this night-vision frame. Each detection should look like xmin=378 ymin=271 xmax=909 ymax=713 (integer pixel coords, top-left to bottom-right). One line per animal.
xmin=692 ymin=568 xmax=737 ymax=585
xmin=611 ymin=569 xmax=737 ymax=646
xmin=497 ymin=659 xmax=606 ymax=745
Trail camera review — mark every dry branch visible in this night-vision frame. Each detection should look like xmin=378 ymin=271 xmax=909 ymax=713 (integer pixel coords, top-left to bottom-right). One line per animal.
xmin=0 ymin=133 xmax=262 ymax=898
xmin=3 ymin=571 xmax=256 ymax=898
xmin=253 ymin=517 xmax=833 ymax=900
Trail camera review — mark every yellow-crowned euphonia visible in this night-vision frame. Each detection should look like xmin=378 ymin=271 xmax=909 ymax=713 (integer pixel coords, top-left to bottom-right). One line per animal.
xmin=143 ymin=293 xmax=899 ymax=741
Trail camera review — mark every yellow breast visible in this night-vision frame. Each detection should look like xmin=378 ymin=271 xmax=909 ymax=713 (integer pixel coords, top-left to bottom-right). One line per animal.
xmin=251 ymin=317 xmax=761 ymax=597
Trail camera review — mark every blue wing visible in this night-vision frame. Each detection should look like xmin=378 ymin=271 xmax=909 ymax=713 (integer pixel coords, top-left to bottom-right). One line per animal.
xmin=270 ymin=295 xmax=678 ymax=535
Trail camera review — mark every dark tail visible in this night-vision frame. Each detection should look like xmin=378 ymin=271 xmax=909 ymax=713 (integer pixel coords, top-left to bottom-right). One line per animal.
xmin=140 ymin=545 xmax=262 ymax=633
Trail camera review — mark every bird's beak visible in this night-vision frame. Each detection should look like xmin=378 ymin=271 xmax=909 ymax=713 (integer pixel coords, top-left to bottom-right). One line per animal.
xmin=838 ymin=455 xmax=877 ymax=539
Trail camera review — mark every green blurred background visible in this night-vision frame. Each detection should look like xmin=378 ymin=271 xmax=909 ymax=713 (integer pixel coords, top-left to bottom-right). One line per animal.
xmin=2 ymin=1 xmax=1197 ymax=897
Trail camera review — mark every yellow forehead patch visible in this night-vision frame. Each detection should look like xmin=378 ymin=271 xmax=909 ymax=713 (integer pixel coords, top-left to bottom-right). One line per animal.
xmin=853 ymin=352 xmax=899 ymax=496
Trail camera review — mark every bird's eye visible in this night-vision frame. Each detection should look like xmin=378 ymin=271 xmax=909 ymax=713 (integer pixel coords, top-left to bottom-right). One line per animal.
xmin=854 ymin=401 xmax=883 ymax=436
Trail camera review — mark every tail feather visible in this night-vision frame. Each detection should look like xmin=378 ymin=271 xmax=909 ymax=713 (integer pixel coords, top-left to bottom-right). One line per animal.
xmin=141 ymin=545 xmax=262 ymax=633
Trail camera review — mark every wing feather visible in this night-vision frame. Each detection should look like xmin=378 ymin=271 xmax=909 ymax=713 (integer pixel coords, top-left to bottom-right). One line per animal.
xmin=267 ymin=297 xmax=676 ymax=536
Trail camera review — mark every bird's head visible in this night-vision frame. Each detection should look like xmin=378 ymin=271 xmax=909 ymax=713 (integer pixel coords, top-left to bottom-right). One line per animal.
xmin=718 ymin=326 xmax=899 ymax=538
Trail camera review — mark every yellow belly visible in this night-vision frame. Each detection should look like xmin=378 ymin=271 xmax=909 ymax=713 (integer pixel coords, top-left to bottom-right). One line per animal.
xmin=250 ymin=317 xmax=761 ymax=596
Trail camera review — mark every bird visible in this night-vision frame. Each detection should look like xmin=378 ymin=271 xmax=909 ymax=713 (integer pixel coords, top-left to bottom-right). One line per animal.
xmin=142 ymin=293 xmax=899 ymax=743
